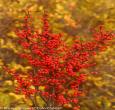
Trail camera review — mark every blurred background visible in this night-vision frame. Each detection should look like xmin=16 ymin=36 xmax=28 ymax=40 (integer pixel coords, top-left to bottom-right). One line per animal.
xmin=0 ymin=0 xmax=115 ymax=110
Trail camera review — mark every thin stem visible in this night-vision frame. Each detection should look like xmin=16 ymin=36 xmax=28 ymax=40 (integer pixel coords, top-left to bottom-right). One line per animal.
xmin=29 ymin=96 xmax=38 ymax=109
xmin=39 ymin=93 xmax=48 ymax=106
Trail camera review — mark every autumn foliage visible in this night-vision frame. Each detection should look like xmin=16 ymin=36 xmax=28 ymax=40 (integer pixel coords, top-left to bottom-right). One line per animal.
xmin=4 ymin=12 xmax=114 ymax=110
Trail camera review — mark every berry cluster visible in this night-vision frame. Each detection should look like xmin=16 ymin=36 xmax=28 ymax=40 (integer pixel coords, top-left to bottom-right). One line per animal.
xmin=4 ymin=12 xmax=114 ymax=110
